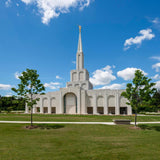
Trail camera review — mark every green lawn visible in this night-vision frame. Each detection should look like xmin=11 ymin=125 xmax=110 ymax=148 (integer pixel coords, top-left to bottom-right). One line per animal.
xmin=0 ymin=123 xmax=160 ymax=160
xmin=0 ymin=113 xmax=160 ymax=122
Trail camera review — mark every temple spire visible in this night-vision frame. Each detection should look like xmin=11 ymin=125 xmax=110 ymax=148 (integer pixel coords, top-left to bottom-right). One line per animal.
xmin=76 ymin=25 xmax=84 ymax=70
xmin=77 ymin=25 xmax=83 ymax=52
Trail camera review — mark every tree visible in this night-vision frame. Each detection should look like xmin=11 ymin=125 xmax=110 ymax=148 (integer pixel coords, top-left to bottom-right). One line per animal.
xmin=121 ymin=70 xmax=156 ymax=126
xmin=151 ymin=89 xmax=160 ymax=111
xmin=12 ymin=69 xmax=45 ymax=126
xmin=0 ymin=95 xmax=2 ymax=113
xmin=0 ymin=96 xmax=25 ymax=112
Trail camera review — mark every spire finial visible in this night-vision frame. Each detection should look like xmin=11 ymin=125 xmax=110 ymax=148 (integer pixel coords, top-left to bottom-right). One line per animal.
xmin=79 ymin=25 xmax=82 ymax=32
xmin=77 ymin=25 xmax=82 ymax=52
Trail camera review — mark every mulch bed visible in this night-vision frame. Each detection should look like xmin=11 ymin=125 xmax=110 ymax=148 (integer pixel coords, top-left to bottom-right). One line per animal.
xmin=130 ymin=126 xmax=141 ymax=130
xmin=25 ymin=125 xmax=39 ymax=129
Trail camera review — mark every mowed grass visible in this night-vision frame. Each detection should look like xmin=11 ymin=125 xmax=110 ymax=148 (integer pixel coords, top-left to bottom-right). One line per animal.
xmin=0 ymin=113 xmax=160 ymax=122
xmin=0 ymin=123 xmax=160 ymax=160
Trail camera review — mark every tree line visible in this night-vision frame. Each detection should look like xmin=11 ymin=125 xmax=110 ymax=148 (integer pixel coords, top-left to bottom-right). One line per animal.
xmin=0 ymin=96 xmax=25 ymax=112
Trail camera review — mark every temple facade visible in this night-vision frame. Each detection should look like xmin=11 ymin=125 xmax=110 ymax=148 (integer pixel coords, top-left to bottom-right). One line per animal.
xmin=25 ymin=27 xmax=132 ymax=115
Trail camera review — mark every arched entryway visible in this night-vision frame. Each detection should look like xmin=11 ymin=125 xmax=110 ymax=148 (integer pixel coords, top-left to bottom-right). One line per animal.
xmin=64 ymin=93 xmax=77 ymax=114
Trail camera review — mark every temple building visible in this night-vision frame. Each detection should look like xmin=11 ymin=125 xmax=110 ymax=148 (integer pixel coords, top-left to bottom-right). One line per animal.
xmin=25 ymin=26 xmax=132 ymax=115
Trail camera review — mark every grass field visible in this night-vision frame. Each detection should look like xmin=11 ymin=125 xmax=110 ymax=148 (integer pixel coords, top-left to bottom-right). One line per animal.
xmin=0 ymin=123 xmax=160 ymax=160
xmin=0 ymin=113 xmax=160 ymax=122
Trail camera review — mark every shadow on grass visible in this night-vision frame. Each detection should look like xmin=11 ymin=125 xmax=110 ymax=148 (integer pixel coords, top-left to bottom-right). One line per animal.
xmin=26 ymin=124 xmax=65 ymax=130
xmin=138 ymin=124 xmax=160 ymax=132
xmin=37 ymin=124 xmax=65 ymax=130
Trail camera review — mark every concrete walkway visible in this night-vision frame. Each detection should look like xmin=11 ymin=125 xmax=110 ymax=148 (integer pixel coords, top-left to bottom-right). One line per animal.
xmin=0 ymin=121 xmax=160 ymax=125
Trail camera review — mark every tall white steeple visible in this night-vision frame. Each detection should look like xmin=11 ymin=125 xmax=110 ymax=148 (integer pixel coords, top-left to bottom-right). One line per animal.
xmin=66 ymin=26 xmax=93 ymax=90
xmin=77 ymin=25 xmax=83 ymax=52
xmin=76 ymin=25 xmax=84 ymax=70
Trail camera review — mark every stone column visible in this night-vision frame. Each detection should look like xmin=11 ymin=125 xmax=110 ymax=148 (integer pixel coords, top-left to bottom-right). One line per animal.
xmin=127 ymin=105 xmax=132 ymax=115
xmin=40 ymin=97 xmax=43 ymax=114
xmin=81 ymin=90 xmax=86 ymax=114
xmin=93 ymin=94 xmax=97 ymax=114
xmin=25 ymin=103 xmax=29 ymax=113
xmin=48 ymin=98 xmax=51 ymax=114
xmin=59 ymin=91 xmax=63 ymax=114
xmin=77 ymin=71 xmax=79 ymax=81
xmin=77 ymin=90 xmax=81 ymax=114
xmin=70 ymin=71 xmax=72 ymax=82
xmin=115 ymin=92 xmax=120 ymax=115
xmin=104 ymin=94 xmax=108 ymax=115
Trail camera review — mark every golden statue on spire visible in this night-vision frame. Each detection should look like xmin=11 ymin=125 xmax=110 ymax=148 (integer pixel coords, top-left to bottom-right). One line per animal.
xmin=79 ymin=25 xmax=82 ymax=32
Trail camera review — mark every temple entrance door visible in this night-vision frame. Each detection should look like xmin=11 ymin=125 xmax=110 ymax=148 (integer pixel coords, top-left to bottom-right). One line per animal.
xmin=64 ymin=93 xmax=77 ymax=114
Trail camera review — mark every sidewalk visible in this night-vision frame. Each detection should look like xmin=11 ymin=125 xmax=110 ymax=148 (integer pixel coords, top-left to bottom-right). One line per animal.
xmin=0 ymin=121 xmax=160 ymax=125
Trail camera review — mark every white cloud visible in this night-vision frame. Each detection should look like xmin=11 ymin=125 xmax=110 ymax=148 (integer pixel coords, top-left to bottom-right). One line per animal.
xmin=152 ymin=17 xmax=160 ymax=24
xmin=150 ymin=17 xmax=160 ymax=31
xmin=21 ymin=0 xmax=33 ymax=5
xmin=152 ymin=63 xmax=160 ymax=72
xmin=150 ymin=56 xmax=160 ymax=61
xmin=56 ymin=75 xmax=62 ymax=79
xmin=20 ymin=0 xmax=92 ymax=25
xmin=152 ymin=74 xmax=160 ymax=80
xmin=124 ymin=29 xmax=155 ymax=50
xmin=90 ymin=65 xmax=116 ymax=86
xmin=0 ymin=84 xmax=12 ymax=90
xmin=44 ymin=82 xmax=61 ymax=89
xmin=101 ymin=83 xmax=126 ymax=90
xmin=117 ymin=68 xmax=147 ymax=81
xmin=5 ymin=92 xmax=13 ymax=97
xmin=112 ymin=65 xmax=116 ymax=69
xmin=5 ymin=0 xmax=12 ymax=7
xmin=155 ymin=81 xmax=160 ymax=89
xmin=72 ymin=61 xmax=76 ymax=64
xmin=14 ymin=71 xmax=22 ymax=79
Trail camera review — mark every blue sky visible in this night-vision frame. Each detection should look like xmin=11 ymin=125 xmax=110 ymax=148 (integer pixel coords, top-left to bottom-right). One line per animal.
xmin=1 ymin=0 xmax=160 ymax=96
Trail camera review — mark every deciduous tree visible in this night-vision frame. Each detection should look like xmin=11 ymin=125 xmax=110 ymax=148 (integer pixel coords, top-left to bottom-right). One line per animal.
xmin=12 ymin=69 xmax=45 ymax=126
xmin=121 ymin=70 xmax=156 ymax=126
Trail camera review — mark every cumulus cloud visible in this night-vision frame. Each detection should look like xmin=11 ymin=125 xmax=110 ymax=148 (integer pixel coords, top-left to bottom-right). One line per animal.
xmin=152 ymin=74 xmax=160 ymax=80
xmin=0 ymin=84 xmax=12 ymax=90
xmin=101 ymin=83 xmax=126 ymax=90
xmin=152 ymin=63 xmax=160 ymax=72
xmin=21 ymin=0 xmax=33 ymax=4
xmin=90 ymin=65 xmax=116 ymax=86
xmin=150 ymin=56 xmax=160 ymax=61
xmin=124 ymin=29 xmax=155 ymax=50
xmin=155 ymin=81 xmax=160 ymax=89
xmin=14 ymin=71 xmax=22 ymax=79
xmin=5 ymin=0 xmax=12 ymax=7
xmin=5 ymin=92 xmax=13 ymax=97
xmin=20 ymin=0 xmax=92 ymax=24
xmin=117 ymin=68 xmax=147 ymax=81
xmin=56 ymin=75 xmax=62 ymax=79
xmin=44 ymin=82 xmax=61 ymax=89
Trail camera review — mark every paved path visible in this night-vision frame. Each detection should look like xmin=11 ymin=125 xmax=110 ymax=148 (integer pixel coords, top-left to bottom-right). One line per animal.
xmin=0 ymin=121 xmax=115 ymax=125
xmin=0 ymin=121 xmax=160 ymax=125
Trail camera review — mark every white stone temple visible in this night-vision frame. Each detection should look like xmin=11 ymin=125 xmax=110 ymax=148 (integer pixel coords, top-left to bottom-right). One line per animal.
xmin=25 ymin=26 xmax=132 ymax=115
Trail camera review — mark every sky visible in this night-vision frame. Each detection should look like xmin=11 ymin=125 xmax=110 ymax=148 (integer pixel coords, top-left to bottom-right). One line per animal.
xmin=1 ymin=0 xmax=160 ymax=96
